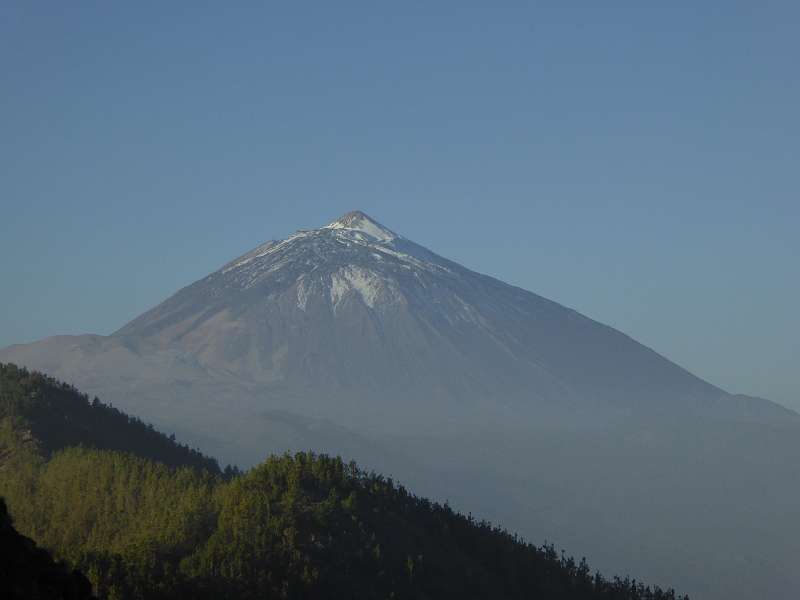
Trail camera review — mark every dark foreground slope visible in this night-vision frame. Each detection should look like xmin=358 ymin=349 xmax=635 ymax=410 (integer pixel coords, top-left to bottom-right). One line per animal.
xmin=0 ymin=497 xmax=94 ymax=600
xmin=0 ymin=365 xmax=685 ymax=600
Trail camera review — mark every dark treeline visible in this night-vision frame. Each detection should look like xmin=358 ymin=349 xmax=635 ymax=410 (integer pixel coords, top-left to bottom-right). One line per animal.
xmin=0 ymin=363 xmax=221 ymax=473
xmin=0 ymin=363 xmax=687 ymax=600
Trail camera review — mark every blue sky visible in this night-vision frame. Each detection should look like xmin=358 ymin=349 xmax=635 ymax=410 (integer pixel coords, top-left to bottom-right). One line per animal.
xmin=1 ymin=2 xmax=798 ymax=408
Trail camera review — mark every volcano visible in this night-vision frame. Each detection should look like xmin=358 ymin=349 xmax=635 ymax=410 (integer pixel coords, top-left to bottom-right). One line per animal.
xmin=2 ymin=210 xmax=799 ymax=600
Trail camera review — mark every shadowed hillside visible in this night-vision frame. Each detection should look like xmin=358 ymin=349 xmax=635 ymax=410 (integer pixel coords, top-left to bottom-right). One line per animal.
xmin=0 ymin=363 xmax=220 ymax=473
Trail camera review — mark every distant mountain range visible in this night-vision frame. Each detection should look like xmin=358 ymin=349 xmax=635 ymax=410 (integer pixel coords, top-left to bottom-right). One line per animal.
xmin=2 ymin=211 xmax=798 ymax=600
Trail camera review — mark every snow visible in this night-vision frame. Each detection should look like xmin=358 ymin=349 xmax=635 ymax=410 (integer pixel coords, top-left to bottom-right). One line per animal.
xmin=344 ymin=266 xmax=383 ymax=308
xmin=329 ymin=272 xmax=350 ymax=307
xmin=296 ymin=277 xmax=309 ymax=311
xmin=329 ymin=265 xmax=399 ymax=311
xmin=324 ymin=211 xmax=397 ymax=242
xmin=222 ymin=231 xmax=310 ymax=273
xmin=214 ymin=211 xmax=452 ymax=302
xmin=370 ymin=245 xmax=445 ymax=273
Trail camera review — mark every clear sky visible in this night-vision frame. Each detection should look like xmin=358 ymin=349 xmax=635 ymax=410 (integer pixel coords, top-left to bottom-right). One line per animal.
xmin=1 ymin=2 xmax=798 ymax=408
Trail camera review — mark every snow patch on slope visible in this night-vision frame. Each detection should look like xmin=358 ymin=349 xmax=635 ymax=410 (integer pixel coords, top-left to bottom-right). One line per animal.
xmin=296 ymin=277 xmax=310 ymax=311
xmin=223 ymin=231 xmax=311 ymax=274
xmin=329 ymin=266 xmax=399 ymax=312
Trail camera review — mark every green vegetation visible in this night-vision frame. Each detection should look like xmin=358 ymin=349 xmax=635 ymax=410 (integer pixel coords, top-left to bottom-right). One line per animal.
xmin=0 ymin=363 xmax=687 ymax=600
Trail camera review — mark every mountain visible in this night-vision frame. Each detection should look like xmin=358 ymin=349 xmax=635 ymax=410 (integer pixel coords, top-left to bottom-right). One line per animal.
xmin=2 ymin=211 xmax=799 ymax=600
xmin=0 ymin=365 xmax=686 ymax=600
xmin=2 ymin=211 xmax=792 ymax=457
xmin=113 ymin=210 xmax=789 ymax=423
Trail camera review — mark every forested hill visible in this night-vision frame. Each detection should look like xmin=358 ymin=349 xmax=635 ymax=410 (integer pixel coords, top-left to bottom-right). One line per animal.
xmin=0 ymin=364 xmax=688 ymax=600
xmin=0 ymin=363 xmax=220 ymax=473
xmin=2 ymin=451 xmax=687 ymax=600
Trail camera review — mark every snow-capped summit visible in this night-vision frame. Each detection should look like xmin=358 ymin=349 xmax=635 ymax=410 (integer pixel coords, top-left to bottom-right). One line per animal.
xmin=11 ymin=208 xmax=786 ymax=434
xmin=8 ymin=209 xmax=791 ymax=432
xmin=323 ymin=210 xmax=398 ymax=242
xmin=213 ymin=211 xmax=447 ymax=296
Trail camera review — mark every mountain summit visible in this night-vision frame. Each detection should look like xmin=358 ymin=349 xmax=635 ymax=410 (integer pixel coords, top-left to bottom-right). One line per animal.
xmin=324 ymin=210 xmax=398 ymax=241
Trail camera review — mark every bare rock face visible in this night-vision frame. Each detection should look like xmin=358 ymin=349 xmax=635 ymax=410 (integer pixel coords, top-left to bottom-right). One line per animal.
xmin=2 ymin=211 xmax=799 ymax=600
